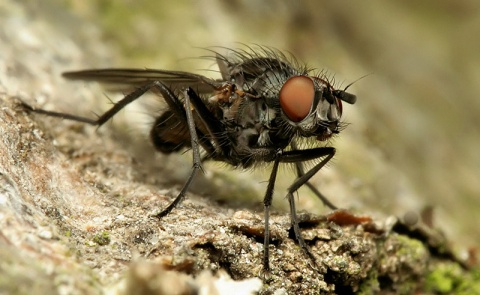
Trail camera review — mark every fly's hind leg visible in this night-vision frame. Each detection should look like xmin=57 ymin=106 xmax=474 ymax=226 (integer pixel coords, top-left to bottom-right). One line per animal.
xmin=21 ymin=81 xmax=186 ymax=127
xmin=21 ymin=82 xmax=206 ymax=218
xmin=153 ymin=87 xmax=204 ymax=218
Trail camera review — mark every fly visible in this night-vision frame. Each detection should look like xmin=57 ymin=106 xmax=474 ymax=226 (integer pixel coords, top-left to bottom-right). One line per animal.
xmin=21 ymin=46 xmax=357 ymax=273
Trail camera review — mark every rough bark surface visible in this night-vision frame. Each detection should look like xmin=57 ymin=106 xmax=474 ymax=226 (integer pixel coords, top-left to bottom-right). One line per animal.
xmin=1 ymin=1 xmax=478 ymax=295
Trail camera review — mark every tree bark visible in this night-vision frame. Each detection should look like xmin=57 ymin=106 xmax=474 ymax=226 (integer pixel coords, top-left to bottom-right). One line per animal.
xmin=0 ymin=1 xmax=477 ymax=294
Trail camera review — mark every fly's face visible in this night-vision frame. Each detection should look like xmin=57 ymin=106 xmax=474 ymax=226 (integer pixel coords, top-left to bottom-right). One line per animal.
xmin=279 ymin=75 xmax=356 ymax=141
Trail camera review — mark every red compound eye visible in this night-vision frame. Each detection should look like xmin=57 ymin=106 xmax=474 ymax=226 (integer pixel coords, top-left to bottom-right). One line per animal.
xmin=279 ymin=76 xmax=315 ymax=122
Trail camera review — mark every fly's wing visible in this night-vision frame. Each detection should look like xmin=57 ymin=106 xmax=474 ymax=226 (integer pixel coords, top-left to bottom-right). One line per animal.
xmin=62 ymin=68 xmax=223 ymax=94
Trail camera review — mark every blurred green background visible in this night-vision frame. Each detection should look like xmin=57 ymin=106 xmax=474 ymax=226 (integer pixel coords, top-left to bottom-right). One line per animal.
xmin=28 ymin=0 xmax=480 ymax=251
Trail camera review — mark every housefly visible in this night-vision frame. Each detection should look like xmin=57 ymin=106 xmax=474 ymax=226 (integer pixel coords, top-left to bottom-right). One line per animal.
xmin=21 ymin=46 xmax=357 ymax=273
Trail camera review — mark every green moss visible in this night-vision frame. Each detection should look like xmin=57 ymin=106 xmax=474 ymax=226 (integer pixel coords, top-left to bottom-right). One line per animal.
xmin=395 ymin=235 xmax=428 ymax=261
xmin=357 ymin=269 xmax=380 ymax=295
xmin=93 ymin=231 xmax=111 ymax=246
xmin=426 ymin=264 xmax=480 ymax=294
xmin=374 ymin=234 xmax=430 ymax=294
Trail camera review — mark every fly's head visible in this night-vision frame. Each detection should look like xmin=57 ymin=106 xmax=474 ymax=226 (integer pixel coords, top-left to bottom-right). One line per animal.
xmin=279 ymin=75 xmax=357 ymax=141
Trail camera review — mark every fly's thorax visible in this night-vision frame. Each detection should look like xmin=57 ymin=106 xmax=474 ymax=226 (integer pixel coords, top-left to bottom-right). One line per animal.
xmin=215 ymin=93 xmax=290 ymax=166
xmin=232 ymin=98 xmax=280 ymax=144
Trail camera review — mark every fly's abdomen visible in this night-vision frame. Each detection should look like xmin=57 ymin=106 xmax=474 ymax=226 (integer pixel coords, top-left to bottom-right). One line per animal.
xmin=150 ymin=110 xmax=190 ymax=153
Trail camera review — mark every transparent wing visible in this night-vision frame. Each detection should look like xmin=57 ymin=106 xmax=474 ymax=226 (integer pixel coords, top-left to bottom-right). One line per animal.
xmin=62 ymin=68 xmax=223 ymax=94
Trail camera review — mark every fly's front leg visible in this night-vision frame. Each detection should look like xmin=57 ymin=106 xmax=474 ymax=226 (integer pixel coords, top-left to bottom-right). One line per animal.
xmin=154 ymin=87 xmax=204 ymax=218
xmin=280 ymin=147 xmax=336 ymax=269
xmin=290 ymin=142 xmax=337 ymax=210
xmin=294 ymin=162 xmax=337 ymax=210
